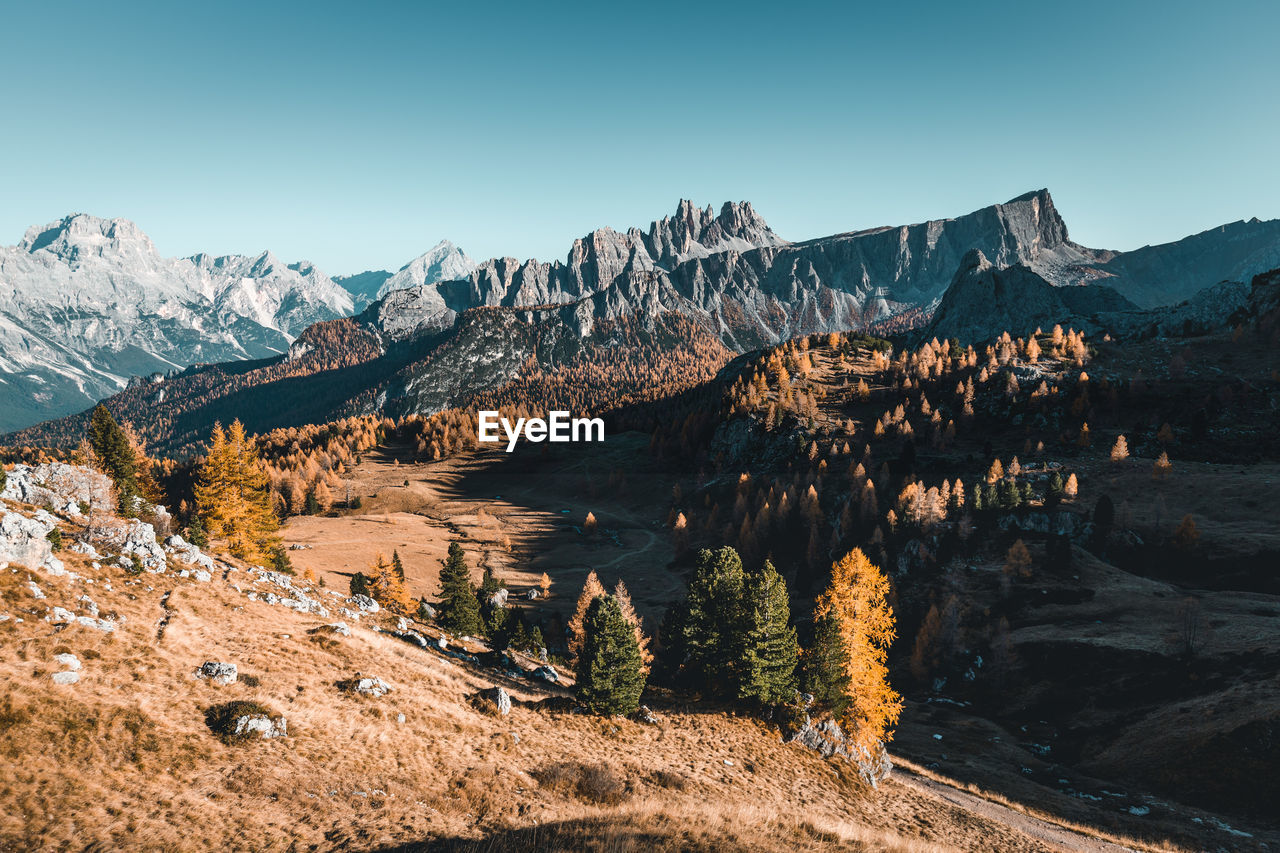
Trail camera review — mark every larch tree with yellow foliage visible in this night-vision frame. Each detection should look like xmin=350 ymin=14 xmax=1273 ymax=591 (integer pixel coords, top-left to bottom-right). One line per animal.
xmin=194 ymin=420 xmax=281 ymax=564
xmin=568 ymin=570 xmax=607 ymax=665
xmin=370 ymin=552 xmax=414 ymax=614
xmin=812 ymin=548 xmax=902 ymax=755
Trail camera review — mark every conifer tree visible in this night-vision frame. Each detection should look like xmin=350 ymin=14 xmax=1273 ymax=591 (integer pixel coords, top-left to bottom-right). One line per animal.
xmin=349 ymin=572 xmax=371 ymax=597
xmin=392 ymin=550 xmax=406 ymax=581
xmin=802 ymin=609 xmax=851 ymax=716
xmin=87 ymin=405 xmax=144 ymax=516
xmin=737 ymin=560 xmax=798 ymax=707
xmin=371 ymin=552 xmax=414 ymax=614
xmin=568 ymin=571 xmax=607 ymax=664
xmin=614 ymin=580 xmax=653 ymax=676
xmin=437 ymin=541 xmax=482 ymax=636
xmin=574 ymin=594 xmax=646 ymax=716
xmin=814 ymin=549 xmax=902 ymax=753
xmin=194 ymin=420 xmax=280 ymax=562
xmin=682 ymin=547 xmax=747 ymax=694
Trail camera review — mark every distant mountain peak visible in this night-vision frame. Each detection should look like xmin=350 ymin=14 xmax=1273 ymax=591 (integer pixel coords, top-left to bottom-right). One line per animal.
xmin=373 ymin=239 xmax=477 ymax=301
xmin=18 ymin=212 xmax=157 ymax=260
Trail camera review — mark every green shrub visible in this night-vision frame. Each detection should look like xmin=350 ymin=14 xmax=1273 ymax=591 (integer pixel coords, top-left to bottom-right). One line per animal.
xmin=46 ymin=528 xmax=63 ymax=551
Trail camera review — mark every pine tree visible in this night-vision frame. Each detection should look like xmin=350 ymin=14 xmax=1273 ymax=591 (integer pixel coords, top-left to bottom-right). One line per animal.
xmin=574 ymin=594 xmax=646 ymax=716
xmin=737 ymin=560 xmax=798 ymax=707
xmin=814 ymin=549 xmax=902 ymax=753
xmin=613 ymin=580 xmax=653 ymax=676
xmin=392 ymin=550 xmax=406 ymax=581
xmin=681 ymin=547 xmax=747 ymax=695
xmin=87 ymin=405 xmax=144 ymax=516
xmin=437 ymin=541 xmax=482 ymax=636
xmin=568 ymin=571 xmax=607 ymax=665
xmin=349 ymin=572 xmax=371 ymax=597
xmin=802 ymin=609 xmax=850 ymax=716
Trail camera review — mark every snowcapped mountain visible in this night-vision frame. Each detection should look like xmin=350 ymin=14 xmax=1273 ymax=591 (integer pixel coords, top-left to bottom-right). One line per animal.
xmin=0 ymin=213 xmax=353 ymax=432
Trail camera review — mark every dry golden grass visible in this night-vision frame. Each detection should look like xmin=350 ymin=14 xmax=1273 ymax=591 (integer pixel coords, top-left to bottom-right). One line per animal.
xmin=1 ymin=522 xmax=1075 ymax=853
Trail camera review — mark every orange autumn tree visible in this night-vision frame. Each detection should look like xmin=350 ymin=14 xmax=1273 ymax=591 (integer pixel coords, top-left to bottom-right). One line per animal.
xmin=814 ymin=548 xmax=902 ymax=754
xmin=568 ymin=570 xmax=607 ymax=665
xmin=370 ymin=552 xmax=414 ymax=614
xmin=195 ymin=420 xmax=280 ymax=563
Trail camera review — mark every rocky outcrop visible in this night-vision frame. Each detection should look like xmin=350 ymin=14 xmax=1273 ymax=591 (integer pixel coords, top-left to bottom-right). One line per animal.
xmin=2 ymin=463 xmax=115 ymax=516
xmin=0 ymin=509 xmax=60 ymax=572
xmin=786 ymin=716 xmax=893 ymax=787
xmin=90 ymin=518 xmax=167 ymax=572
xmin=477 ymin=686 xmax=512 ymax=716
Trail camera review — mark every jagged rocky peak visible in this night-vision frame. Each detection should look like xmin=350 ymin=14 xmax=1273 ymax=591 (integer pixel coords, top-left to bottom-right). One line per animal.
xmin=651 ymin=199 xmax=785 ymax=262
xmin=375 ymin=240 xmax=478 ymax=300
xmin=18 ymin=213 xmax=157 ymax=261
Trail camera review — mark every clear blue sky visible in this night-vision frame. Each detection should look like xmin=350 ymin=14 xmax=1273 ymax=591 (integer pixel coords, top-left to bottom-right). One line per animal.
xmin=2 ymin=0 xmax=1277 ymax=276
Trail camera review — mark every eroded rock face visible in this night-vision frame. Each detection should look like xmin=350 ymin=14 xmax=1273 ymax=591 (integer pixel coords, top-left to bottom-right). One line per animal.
xmin=0 ymin=463 xmax=114 ymax=517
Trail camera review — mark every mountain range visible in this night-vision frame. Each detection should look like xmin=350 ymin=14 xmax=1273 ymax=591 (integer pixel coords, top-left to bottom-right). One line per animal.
xmin=6 ymin=191 xmax=1280 ymax=447
xmin=0 ymin=217 xmax=473 ymax=432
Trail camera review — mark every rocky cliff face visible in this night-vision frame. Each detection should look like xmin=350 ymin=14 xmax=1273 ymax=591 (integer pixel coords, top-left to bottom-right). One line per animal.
xmin=921 ymin=250 xmax=1136 ymax=343
xmin=0 ymin=214 xmax=354 ymax=432
xmin=365 ymin=191 xmax=1115 ymax=350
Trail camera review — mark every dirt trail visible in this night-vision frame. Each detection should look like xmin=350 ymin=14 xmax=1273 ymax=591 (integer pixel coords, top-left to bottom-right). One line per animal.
xmin=892 ymin=763 xmax=1139 ymax=853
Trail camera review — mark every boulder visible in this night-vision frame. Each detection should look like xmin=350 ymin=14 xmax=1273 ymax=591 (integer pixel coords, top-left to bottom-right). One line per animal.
xmin=51 ymin=671 xmax=80 ymax=685
xmin=195 ymin=661 xmax=238 ymax=685
xmin=54 ymin=653 xmax=81 ymax=672
xmin=488 ymin=588 xmax=509 ymax=608
xmin=479 ymin=686 xmax=511 ymax=716
xmin=532 ymin=665 xmax=559 ymax=684
xmin=233 ymin=714 xmax=287 ymax=739
xmin=417 ymin=601 xmax=436 ymax=619
xmin=347 ymin=594 xmax=380 ymax=613
xmin=164 ymin=534 xmax=216 ymax=569
xmin=49 ymin=606 xmax=75 ymax=624
xmin=344 ymin=674 xmax=390 ymax=697
xmin=388 ymin=629 xmax=430 ymax=649
xmin=308 ymin=622 xmax=351 ymax=637
xmin=632 ymin=705 xmax=659 ymax=725
xmin=0 ymin=510 xmax=58 ymax=571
